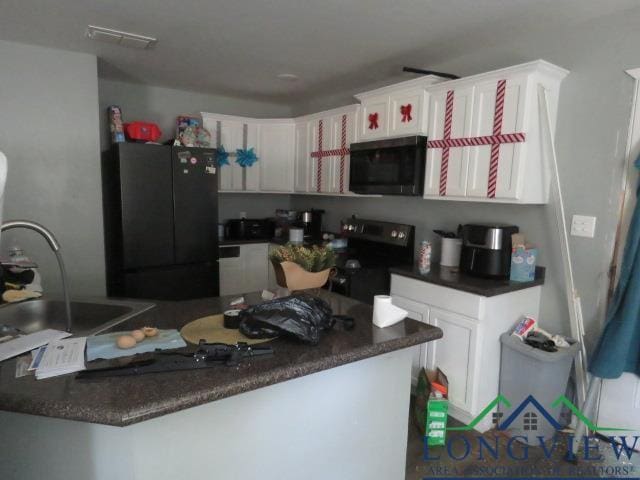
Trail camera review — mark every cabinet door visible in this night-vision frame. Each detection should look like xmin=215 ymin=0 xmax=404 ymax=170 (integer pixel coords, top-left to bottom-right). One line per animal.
xmin=467 ymin=75 xmax=528 ymax=200
xmin=424 ymin=86 xmax=474 ymax=198
xmin=241 ymin=123 xmax=260 ymax=192
xmin=327 ymin=110 xmax=356 ymax=194
xmin=389 ymin=88 xmax=426 ymax=136
xmin=258 ymin=123 xmax=294 ymax=192
xmin=359 ymin=95 xmax=389 ymax=140
xmin=219 ymin=244 xmax=269 ymax=295
xmin=219 ymin=246 xmax=244 ymax=296
xmin=242 ymin=243 xmax=269 ymax=292
xmin=217 ymin=119 xmax=245 ymax=191
xmin=427 ymin=307 xmax=478 ymax=412
xmin=294 ymin=121 xmax=311 ymax=192
xmin=204 ymin=118 xmax=260 ymax=192
xmin=391 ymin=295 xmax=430 ymax=384
xmin=309 ymin=116 xmax=335 ymax=193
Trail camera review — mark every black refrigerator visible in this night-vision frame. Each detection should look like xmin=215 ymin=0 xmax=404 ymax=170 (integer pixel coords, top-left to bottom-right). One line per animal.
xmin=102 ymin=143 xmax=219 ymax=300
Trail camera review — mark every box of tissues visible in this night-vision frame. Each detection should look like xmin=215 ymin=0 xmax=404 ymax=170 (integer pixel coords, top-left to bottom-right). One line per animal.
xmin=510 ymin=245 xmax=538 ymax=282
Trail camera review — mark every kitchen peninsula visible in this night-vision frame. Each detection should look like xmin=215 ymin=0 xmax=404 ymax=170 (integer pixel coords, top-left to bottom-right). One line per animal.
xmin=0 ymin=290 xmax=441 ymax=480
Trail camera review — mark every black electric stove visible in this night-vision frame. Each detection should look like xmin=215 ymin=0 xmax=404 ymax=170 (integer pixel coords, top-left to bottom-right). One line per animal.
xmin=328 ymin=218 xmax=415 ymax=304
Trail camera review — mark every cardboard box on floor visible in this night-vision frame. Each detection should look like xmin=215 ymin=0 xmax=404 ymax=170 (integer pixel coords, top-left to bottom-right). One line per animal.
xmin=413 ymin=368 xmax=449 ymax=446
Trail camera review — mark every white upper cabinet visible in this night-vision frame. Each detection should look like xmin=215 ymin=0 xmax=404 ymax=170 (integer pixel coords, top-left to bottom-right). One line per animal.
xmin=202 ymin=115 xmax=245 ymax=191
xmin=308 ymin=112 xmax=335 ymax=193
xmin=423 ymin=60 xmax=568 ymax=204
xmin=466 ymin=74 xmax=528 ymax=199
xmin=358 ymin=94 xmax=389 ymax=140
xmin=293 ymin=120 xmax=310 ymax=192
xmin=423 ymin=85 xmax=475 ymax=197
xmin=202 ymin=60 xmax=567 ymax=202
xmin=258 ymin=121 xmax=295 ymax=193
xmin=295 ymin=105 xmax=358 ymax=195
xmin=389 ymin=87 xmax=428 ymax=137
xmin=355 ymin=76 xmax=443 ymax=141
xmin=202 ymin=112 xmax=295 ymax=193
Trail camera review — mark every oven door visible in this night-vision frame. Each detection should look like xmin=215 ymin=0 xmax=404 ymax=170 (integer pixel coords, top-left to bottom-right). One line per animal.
xmin=326 ymin=267 xmax=390 ymax=305
xmin=348 ymin=136 xmax=427 ymax=195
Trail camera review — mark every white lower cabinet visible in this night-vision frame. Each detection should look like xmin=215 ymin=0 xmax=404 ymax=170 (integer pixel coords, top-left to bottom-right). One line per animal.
xmin=427 ymin=307 xmax=478 ymax=413
xmin=391 ymin=273 xmax=542 ymax=432
xmin=219 ymin=243 xmax=269 ymax=296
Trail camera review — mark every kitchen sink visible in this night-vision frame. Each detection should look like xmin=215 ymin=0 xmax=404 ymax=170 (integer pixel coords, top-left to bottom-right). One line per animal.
xmin=0 ymin=298 xmax=155 ymax=336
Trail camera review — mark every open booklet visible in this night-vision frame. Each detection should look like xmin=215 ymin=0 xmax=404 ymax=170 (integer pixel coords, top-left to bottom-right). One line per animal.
xmin=34 ymin=337 xmax=86 ymax=380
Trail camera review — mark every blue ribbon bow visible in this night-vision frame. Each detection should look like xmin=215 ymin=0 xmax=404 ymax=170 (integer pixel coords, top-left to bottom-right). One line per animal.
xmin=236 ymin=147 xmax=259 ymax=168
xmin=217 ymin=145 xmax=230 ymax=166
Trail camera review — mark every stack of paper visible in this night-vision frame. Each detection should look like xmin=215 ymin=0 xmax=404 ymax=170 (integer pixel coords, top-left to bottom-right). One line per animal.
xmin=35 ymin=337 xmax=86 ymax=380
xmin=0 ymin=329 xmax=70 ymax=363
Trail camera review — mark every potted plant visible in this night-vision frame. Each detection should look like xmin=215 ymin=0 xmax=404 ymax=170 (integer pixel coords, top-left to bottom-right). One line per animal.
xmin=269 ymin=244 xmax=336 ymax=291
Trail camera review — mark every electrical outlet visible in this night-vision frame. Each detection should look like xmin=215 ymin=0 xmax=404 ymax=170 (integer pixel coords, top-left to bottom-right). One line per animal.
xmin=570 ymin=215 xmax=597 ymax=238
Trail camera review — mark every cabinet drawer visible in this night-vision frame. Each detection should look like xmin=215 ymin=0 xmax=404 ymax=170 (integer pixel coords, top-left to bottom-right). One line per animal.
xmin=390 ymin=274 xmax=482 ymax=318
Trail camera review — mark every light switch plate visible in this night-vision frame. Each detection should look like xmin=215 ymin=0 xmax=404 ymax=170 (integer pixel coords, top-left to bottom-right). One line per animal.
xmin=570 ymin=215 xmax=597 ymax=238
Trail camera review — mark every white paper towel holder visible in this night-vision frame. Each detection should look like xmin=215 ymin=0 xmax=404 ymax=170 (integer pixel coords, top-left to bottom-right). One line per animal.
xmin=372 ymin=295 xmax=408 ymax=328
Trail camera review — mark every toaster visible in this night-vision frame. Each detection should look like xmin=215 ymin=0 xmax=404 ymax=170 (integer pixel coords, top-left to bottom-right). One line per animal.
xmin=459 ymin=223 xmax=519 ymax=278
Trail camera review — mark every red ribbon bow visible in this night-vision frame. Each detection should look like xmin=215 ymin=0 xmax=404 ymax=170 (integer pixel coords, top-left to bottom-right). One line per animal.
xmin=400 ymin=104 xmax=412 ymax=123
xmin=368 ymin=112 xmax=379 ymax=130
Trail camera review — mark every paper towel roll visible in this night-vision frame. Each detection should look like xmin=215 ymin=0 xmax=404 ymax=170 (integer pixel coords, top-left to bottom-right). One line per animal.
xmin=440 ymin=237 xmax=462 ymax=267
xmin=372 ymin=295 xmax=408 ymax=328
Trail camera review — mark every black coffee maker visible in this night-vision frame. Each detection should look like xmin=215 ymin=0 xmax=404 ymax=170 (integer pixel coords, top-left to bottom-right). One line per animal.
xmin=298 ymin=209 xmax=324 ymax=240
xmin=459 ymin=223 xmax=519 ymax=278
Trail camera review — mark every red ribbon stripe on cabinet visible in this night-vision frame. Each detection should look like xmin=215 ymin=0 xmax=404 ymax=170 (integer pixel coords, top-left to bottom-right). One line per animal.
xmin=426 ymin=79 xmax=526 ymax=197
xmin=310 ymin=115 xmax=350 ymax=193
xmin=339 ymin=114 xmax=347 ymax=193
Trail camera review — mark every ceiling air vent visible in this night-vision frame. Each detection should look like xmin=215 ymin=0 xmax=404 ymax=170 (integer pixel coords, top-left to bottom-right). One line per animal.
xmin=86 ymin=25 xmax=157 ymax=49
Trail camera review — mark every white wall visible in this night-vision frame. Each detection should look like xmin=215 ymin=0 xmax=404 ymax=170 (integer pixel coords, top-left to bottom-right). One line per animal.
xmin=0 ymin=40 xmax=104 ymax=296
xmin=292 ymin=8 xmax=640 ymax=353
xmin=98 ymin=78 xmax=293 ymax=149
xmin=0 ymin=43 xmax=292 ymax=297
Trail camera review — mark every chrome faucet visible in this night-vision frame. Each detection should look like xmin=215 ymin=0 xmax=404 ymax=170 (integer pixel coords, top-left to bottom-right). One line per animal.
xmin=1 ymin=220 xmax=72 ymax=332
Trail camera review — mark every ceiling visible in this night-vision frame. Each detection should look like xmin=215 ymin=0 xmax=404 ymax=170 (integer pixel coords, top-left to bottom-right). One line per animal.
xmin=1 ymin=0 xmax=638 ymax=106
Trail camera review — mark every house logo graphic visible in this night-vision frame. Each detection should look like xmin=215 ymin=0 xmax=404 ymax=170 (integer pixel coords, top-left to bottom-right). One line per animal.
xmin=446 ymin=394 xmax=628 ymax=433
xmin=423 ymin=393 xmax=637 ymax=470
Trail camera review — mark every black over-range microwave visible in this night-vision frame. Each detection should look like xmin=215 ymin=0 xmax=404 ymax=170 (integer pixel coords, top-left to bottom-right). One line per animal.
xmin=348 ymin=135 xmax=427 ymax=196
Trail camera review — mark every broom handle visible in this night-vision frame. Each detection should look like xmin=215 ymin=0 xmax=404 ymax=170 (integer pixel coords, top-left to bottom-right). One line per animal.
xmin=538 ymin=85 xmax=588 ymax=407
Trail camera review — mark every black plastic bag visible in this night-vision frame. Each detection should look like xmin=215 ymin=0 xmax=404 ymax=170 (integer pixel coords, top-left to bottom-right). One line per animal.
xmin=239 ymin=294 xmax=334 ymax=345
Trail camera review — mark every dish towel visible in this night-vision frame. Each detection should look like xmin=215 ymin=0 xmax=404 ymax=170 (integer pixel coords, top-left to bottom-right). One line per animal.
xmin=86 ymin=329 xmax=186 ymax=361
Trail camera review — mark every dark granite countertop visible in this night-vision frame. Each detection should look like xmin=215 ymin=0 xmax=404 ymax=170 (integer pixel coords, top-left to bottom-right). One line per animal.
xmin=0 ymin=291 xmax=442 ymax=427
xmin=390 ymin=264 xmax=545 ymax=297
